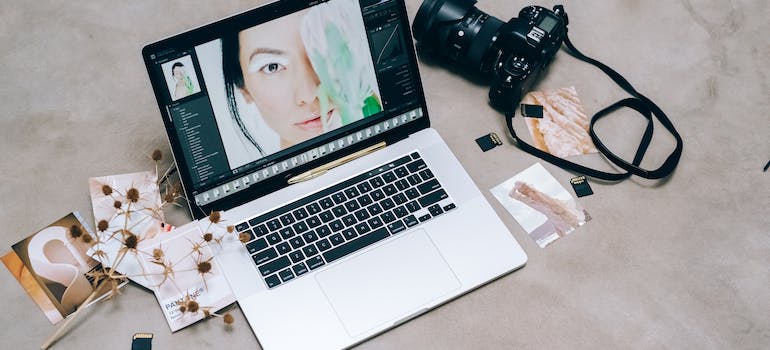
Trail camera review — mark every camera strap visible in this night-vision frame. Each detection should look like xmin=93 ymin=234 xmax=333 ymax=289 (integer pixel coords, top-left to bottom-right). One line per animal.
xmin=504 ymin=33 xmax=684 ymax=181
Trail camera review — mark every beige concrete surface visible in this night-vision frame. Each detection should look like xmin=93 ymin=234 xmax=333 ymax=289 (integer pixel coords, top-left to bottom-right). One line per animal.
xmin=1 ymin=0 xmax=768 ymax=349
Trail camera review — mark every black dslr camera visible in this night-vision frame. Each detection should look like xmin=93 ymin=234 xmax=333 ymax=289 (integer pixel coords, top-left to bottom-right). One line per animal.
xmin=412 ymin=0 xmax=568 ymax=112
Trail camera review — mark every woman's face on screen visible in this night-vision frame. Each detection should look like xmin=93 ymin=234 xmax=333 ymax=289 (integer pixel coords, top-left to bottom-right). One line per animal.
xmin=237 ymin=11 xmax=337 ymax=149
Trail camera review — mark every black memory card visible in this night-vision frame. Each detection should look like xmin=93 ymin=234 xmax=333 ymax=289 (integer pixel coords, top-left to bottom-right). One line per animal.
xmin=521 ymin=104 xmax=544 ymax=118
xmin=475 ymin=133 xmax=502 ymax=152
xmin=570 ymin=176 xmax=594 ymax=197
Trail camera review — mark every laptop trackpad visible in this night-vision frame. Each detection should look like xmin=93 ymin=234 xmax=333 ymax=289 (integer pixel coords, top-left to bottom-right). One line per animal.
xmin=316 ymin=229 xmax=461 ymax=337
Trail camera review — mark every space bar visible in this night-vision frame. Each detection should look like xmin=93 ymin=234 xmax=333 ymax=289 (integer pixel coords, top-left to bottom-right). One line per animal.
xmin=323 ymin=228 xmax=390 ymax=263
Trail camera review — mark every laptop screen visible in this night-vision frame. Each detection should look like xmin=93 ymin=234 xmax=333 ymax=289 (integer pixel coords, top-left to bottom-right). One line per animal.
xmin=143 ymin=0 xmax=427 ymax=215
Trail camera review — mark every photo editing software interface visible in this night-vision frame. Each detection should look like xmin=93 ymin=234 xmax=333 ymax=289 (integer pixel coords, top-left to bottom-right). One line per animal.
xmin=146 ymin=0 xmax=424 ymax=207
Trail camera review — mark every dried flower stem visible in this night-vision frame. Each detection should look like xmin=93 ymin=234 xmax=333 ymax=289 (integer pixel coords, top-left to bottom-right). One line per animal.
xmin=40 ymin=278 xmax=110 ymax=350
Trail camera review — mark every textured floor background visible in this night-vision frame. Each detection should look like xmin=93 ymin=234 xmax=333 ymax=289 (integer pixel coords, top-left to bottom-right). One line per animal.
xmin=1 ymin=0 xmax=768 ymax=349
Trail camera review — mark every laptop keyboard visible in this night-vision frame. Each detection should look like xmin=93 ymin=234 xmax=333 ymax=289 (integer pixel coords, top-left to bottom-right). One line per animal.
xmin=234 ymin=152 xmax=457 ymax=289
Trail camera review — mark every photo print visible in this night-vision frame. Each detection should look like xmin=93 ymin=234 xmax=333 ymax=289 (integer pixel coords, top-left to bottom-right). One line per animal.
xmin=491 ymin=163 xmax=591 ymax=248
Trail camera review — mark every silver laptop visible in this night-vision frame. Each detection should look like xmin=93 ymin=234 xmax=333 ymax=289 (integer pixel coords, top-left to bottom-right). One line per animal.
xmin=142 ymin=0 xmax=526 ymax=348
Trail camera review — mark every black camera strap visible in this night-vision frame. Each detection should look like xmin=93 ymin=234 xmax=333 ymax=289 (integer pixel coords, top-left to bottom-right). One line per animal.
xmin=504 ymin=33 xmax=684 ymax=181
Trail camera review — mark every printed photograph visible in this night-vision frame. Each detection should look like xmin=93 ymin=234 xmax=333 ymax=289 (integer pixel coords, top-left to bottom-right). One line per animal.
xmin=522 ymin=86 xmax=598 ymax=158
xmin=196 ymin=0 xmax=383 ymax=169
xmin=6 ymin=213 xmax=113 ymax=323
xmin=162 ymin=55 xmax=202 ymax=101
xmin=491 ymin=163 xmax=590 ymax=248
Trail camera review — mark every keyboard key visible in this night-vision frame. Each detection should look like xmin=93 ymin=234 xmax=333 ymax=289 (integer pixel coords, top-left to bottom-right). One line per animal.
xmin=405 ymin=201 xmax=421 ymax=213
xmin=264 ymin=274 xmax=281 ymax=288
xmin=316 ymin=225 xmax=332 ymax=237
xmin=276 ymin=242 xmax=292 ymax=255
xmin=316 ymin=238 xmax=332 ymax=252
xmin=307 ymin=256 xmax=325 ymax=270
xmin=293 ymin=208 xmax=308 ymax=220
xmin=235 ymin=222 xmax=249 ymax=232
xmin=342 ymin=214 xmax=357 ymax=226
xmin=418 ymin=189 xmax=448 ymax=207
xmin=293 ymin=221 xmax=309 ymax=234
xmin=319 ymin=210 xmax=334 ymax=223
xmin=332 ymin=205 xmax=347 ymax=217
xmin=407 ymin=174 xmax=422 ymax=186
xmin=443 ymin=203 xmax=457 ymax=211
xmin=259 ymin=256 xmax=290 ymax=276
xmin=357 ymin=193 xmax=373 ymax=207
xmin=279 ymin=268 xmax=295 ymax=282
xmin=406 ymin=159 xmax=427 ymax=172
xmin=342 ymin=228 xmax=357 ymax=240
xmin=253 ymin=224 xmax=269 ymax=237
xmin=266 ymin=232 xmax=281 ymax=245
xmin=279 ymin=227 xmax=295 ymax=239
xmin=370 ymin=176 xmax=385 ymax=188
xmin=248 ymin=217 xmax=263 ymax=226
xmin=383 ymin=184 xmax=398 ymax=196
xmin=394 ymin=166 xmax=409 ymax=178
xmin=393 ymin=206 xmax=409 ymax=218
xmin=371 ymin=189 xmax=385 ymax=201
xmin=307 ymin=215 xmax=322 ymax=228
xmin=404 ymin=215 xmax=419 ymax=227
xmin=319 ymin=197 xmax=335 ymax=209
xmin=419 ymin=169 xmax=434 ymax=181
xmin=267 ymin=218 xmax=282 ymax=231
xmin=417 ymin=179 xmax=441 ymax=195
xmin=395 ymin=179 xmax=410 ymax=191
xmin=307 ymin=203 xmax=322 ymax=215
xmin=381 ymin=198 xmax=396 ymax=210
xmin=302 ymin=231 xmax=319 ymax=243
xmin=302 ymin=245 xmax=319 ymax=257
xmin=405 ymin=188 xmax=420 ymax=200
xmin=382 ymin=171 xmax=397 ymax=183
xmin=330 ymin=233 xmax=345 ymax=246
xmin=387 ymin=220 xmax=406 ymax=234
xmin=367 ymin=217 xmax=384 ymax=229
xmin=329 ymin=220 xmax=344 ymax=232
xmin=344 ymin=200 xmax=360 ymax=212
xmin=419 ymin=214 xmax=431 ymax=222
xmin=280 ymin=213 xmax=295 ymax=226
xmin=344 ymin=187 xmax=360 ymax=198
xmin=289 ymin=250 xmax=305 ymax=263
xmin=289 ymin=236 xmax=304 ymax=250
xmin=292 ymin=263 xmax=309 ymax=276
xmin=354 ymin=208 xmax=370 ymax=221
xmin=253 ymin=247 xmax=278 ymax=265
xmin=367 ymin=203 xmax=383 ymax=216
xmin=428 ymin=204 xmax=444 ymax=217
xmin=393 ymin=193 xmax=408 ymax=204
xmin=246 ymin=238 xmax=267 ymax=254
xmin=332 ymin=192 xmax=346 ymax=204
xmin=381 ymin=211 xmax=396 ymax=223
xmin=357 ymin=182 xmax=372 ymax=193
xmin=323 ymin=228 xmax=390 ymax=263
xmin=355 ymin=222 xmax=371 ymax=235
xmin=410 ymin=152 xmax=420 ymax=160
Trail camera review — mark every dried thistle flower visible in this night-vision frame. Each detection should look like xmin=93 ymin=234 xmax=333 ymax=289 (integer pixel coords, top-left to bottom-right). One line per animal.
xmin=126 ymin=188 xmax=140 ymax=202
xmin=238 ymin=232 xmax=251 ymax=244
xmin=113 ymin=200 xmax=123 ymax=209
xmin=151 ymin=149 xmax=163 ymax=161
xmin=203 ymin=309 xmax=211 ymax=318
xmin=69 ymin=225 xmax=83 ymax=239
xmin=124 ymin=234 xmax=138 ymax=250
xmin=152 ymin=248 xmax=164 ymax=261
xmin=197 ymin=260 xmax=212 ymax=274
xmin=186 ymin=300 xmax=199 ymax=313
xmin=97 ymin=219 xmax=109 ymax=232
xmin=203 ymin=233 xmax=213 ymax=242
xmin=163 ymin=191 xmax=176 ymax=204
xmin=227 ymin=225 xmax=235 ymax=233
xmin=101 ymin=184 xmax=113 ymax=196
xmin=208 ymin=211 xmax=221 ymax=224
xmin=223 ymin=313 xmax=234 ymax=325
xmin=179 ymin=305 xmax=187 ymax=313
xmin=81 ymin=233 xmax=93 ymax=244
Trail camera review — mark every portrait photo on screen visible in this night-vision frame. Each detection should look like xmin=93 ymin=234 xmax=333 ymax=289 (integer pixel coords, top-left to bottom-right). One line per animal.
xmin=162 ymin=55 xmax=202 ymax=101
xmin=196 ymin=0 xmax=383 ymax=170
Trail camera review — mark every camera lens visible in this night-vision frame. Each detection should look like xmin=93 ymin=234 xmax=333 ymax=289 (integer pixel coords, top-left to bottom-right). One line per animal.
xmin=412 ymin=0 xmax=504 ymax=75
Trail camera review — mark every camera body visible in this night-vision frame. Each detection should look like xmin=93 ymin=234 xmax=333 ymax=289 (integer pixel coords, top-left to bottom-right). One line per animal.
xmin=412 ymin=0 xmax=568 ymax=112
